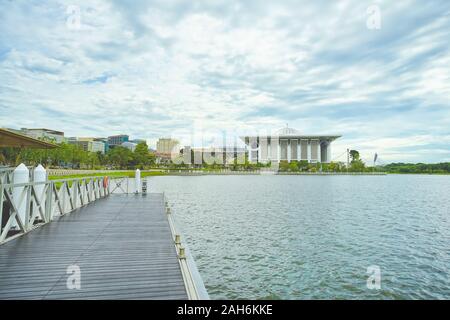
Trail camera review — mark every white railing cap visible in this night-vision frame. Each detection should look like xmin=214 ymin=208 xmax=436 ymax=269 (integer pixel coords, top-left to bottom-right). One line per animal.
xmin=14 ymin=163 xmax=29 ymax=173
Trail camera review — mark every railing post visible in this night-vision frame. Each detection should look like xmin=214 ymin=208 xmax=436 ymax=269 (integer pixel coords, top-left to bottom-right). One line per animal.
xmin=85 ymin=179 xmax=89 ymax=203
xmin=80 ymin=180 xmax=85 ymax=205
xmin=61 ymin=182 xmax=66 ymax=214
xmin=12 ymin=163 xmax=29 ymax=229
xmin=91 ymin=178 xmax=94 ymax=200
xmin=73 ymin=180 xmax=78 ymax=209
xmin=45 ymin=181 xmax=53 ymax=222
xmin=0 ymin=183 xmax=4 ymax=235
xmin=79 ymin=180 xmax=83 ymax=205
xmin=85 ymin=179 xmax=88 ymax=203
xmin=89 ymin=179 xmax=92 ymax=201
xmin=24 ymin=184 xmax=32 ymax=231
xmin=88 ymin=179 xmax=91 ymax=202
xmin=34 ymin=165 xmax=47 ymax=218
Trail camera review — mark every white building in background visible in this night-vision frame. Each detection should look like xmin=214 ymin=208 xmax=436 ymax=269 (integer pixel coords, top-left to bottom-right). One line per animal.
xmin=191 ymin=147 xmax=246 ymax=165
xmin=241 ymin=127 xmax=341 ymax=163
xmin=17 ymin=128 xmax=65 ymax=144
xmin=156 ymin=138 xmax=180 ymax=160
xmin=68 ymin=137 xmax=106 ymax=154
xmin=156 ymin=138 xmax=179 ymax=154
xmin=121 ymin=141 xmax=137 ymax=152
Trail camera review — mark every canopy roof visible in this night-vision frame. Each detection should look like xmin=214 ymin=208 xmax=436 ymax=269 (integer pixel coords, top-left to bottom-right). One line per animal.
xmin=0 ymin=128 xmax=58 ymax=149
xmin=241 ymin=127 xmax=341 ymax=142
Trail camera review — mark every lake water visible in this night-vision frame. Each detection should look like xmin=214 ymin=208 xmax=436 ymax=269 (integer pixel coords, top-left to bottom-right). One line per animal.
xmin=149 ymin=175 xmax=450 ymax=299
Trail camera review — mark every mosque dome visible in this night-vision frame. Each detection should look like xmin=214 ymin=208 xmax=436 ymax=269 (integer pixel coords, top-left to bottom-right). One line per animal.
xmin=275 ymin=126 xmax=300 ymax=135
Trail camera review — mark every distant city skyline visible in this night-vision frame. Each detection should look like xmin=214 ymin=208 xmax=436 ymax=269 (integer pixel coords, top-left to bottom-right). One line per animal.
xmin=1 ymin=1 xmax=449 ymax=163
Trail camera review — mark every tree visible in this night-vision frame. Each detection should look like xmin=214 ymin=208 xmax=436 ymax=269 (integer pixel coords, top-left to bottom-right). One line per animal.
xmin=289 ymin=161 xmax=298 ymax=172
xmin=107 ymin=146 xmax=133 ymax=169
xmin=9 ymin=142 xmax=89 ymax=168
xmin=279 ymin=160 xmax=290 ymax=171
xmin=87 ymin=152 xmax=99 ymax=169
xmin=328 ymin=161 xmax=342 ymax=172
xmin=381 ymin=162 xmax=450 ymax=174
xmin=349 ymin=150 xmax=360 ymax=162
xmin=297 ymin=160 xmax=309 ymax=171
xmin=349 ymin=149 xmax=366 ymax=172
xmin=133 ymin=142 xmax=150 ymax=168
xmin=350 ymin=160 xmax=366 ymax=172
xmin=0 ymin=152 xmax=6 ymax=165
xmin=307 ymin=162 xmax=321 ymax=172
xmin=95 ymin=151 xmax=107 ymax=166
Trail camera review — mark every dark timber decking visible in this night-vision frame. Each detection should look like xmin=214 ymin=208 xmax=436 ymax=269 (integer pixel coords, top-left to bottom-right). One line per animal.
xmin=0 ymin=194 xmax=188 ymax=299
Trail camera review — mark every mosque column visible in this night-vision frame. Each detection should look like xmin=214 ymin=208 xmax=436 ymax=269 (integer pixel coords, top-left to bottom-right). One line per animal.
xmin=307 ymin=140 xmax=311 ymax=163
xmin=287 ymin=139 xmax=291 ymax=162
xmin=257 ymin=138 xmax=260 ymax=164
xmin=277 ymin=142 xmax=281 ymax=163
xmin=318 ymin=141 xmax=322 ymax=163
xmin=327 ymin=141 xmax=332 ymax=163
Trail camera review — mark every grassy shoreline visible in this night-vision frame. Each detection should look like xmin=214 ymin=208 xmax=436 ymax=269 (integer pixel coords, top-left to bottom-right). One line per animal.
xmin=48 ymin=170 xmax=450 ymax=180
xmin=49 ymin=171 xmax=167 ymax=180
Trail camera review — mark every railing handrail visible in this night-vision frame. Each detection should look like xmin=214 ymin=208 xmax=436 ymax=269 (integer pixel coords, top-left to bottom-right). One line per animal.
xmin=163 ymin=193 xmax=209 ymax=300
xmin=0 ymin=166 xmax=34 ymax=173
xmin=0 ymin=175 xmax=130 ymax=188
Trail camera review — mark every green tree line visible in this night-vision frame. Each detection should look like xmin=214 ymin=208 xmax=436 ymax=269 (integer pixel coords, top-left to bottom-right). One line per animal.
xmin=381 ymin=162 xmax=450 ymax=174
xmin=278 ymin=149 xmax=368 ymax=172
xmin=2 ymin=143 xmax=448 ymax=173
xmin=0 ymin=141 xmax=156 ymax=170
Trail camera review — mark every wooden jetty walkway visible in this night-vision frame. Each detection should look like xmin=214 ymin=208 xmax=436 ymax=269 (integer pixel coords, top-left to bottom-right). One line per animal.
xmin=0 ymin=190 xmax=207 ymax=299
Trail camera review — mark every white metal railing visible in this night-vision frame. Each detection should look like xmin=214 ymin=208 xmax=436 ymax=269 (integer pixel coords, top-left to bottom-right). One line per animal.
xmin=47 ymin=169 xmax=135 ymax=176
xmin=0 ymin=168 xmax=13 ymax=185
xmin=0 ymin=176 xmax=110 ymax=245
xmin=163 ymin=193 xmax=209 ymax=300
xmin=109 ymin=177 xmax=131 ymax=194
xmin=0 ymin=166 xmax=34 ymax=184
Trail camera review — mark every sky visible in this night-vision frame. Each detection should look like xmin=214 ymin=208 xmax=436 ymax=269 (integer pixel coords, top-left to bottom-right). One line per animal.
xmin=0 ymin=0 xmax=449 ymax=163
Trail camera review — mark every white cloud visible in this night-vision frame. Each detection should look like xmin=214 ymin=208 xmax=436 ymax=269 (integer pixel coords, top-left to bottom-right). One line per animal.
xmin=0 ymin=0 xmax=449 ymax=162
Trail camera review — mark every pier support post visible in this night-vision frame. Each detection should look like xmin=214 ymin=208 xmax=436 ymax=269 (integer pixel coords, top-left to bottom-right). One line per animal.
xmin=135 ymin=169 xmax=141 ymax=194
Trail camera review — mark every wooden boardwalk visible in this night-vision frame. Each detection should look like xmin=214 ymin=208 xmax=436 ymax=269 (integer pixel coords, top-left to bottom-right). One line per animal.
xmin=0 ymin=194 xmax=188 ymax=299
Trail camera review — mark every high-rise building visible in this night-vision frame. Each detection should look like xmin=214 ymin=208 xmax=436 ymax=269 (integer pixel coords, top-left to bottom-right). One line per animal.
xmin=108 ymin=135 xmax=129 ymax=148
xmin=69 ymin=137 xmax=106 ymax=154
xmin=94 ymin=138 xmax=109 ymax=153
xmin=156 ymin=138 xmax=180 ymax=158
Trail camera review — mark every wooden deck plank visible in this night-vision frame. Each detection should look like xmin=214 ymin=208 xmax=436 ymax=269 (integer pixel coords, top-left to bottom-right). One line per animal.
xmin=0 ymin=194 xmax=188 ymax=300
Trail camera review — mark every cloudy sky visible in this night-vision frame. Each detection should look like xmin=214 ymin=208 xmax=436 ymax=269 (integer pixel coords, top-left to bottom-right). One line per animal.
xmin=0 ymin=0 xmax=449 ymax=163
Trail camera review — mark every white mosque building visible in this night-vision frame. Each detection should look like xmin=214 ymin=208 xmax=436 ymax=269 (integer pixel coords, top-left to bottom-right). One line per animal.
xmin=241 ymin=127 xmax=341 ymax=164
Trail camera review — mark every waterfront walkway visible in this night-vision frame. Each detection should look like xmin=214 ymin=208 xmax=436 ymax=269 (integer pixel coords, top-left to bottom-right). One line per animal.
xmin=0 ymin=194 xmax=188 ymax=299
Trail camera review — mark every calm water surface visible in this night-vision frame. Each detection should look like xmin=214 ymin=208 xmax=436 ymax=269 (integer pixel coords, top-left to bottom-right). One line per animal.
xmin=149 ymin=175 xmax=450 ymax=299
